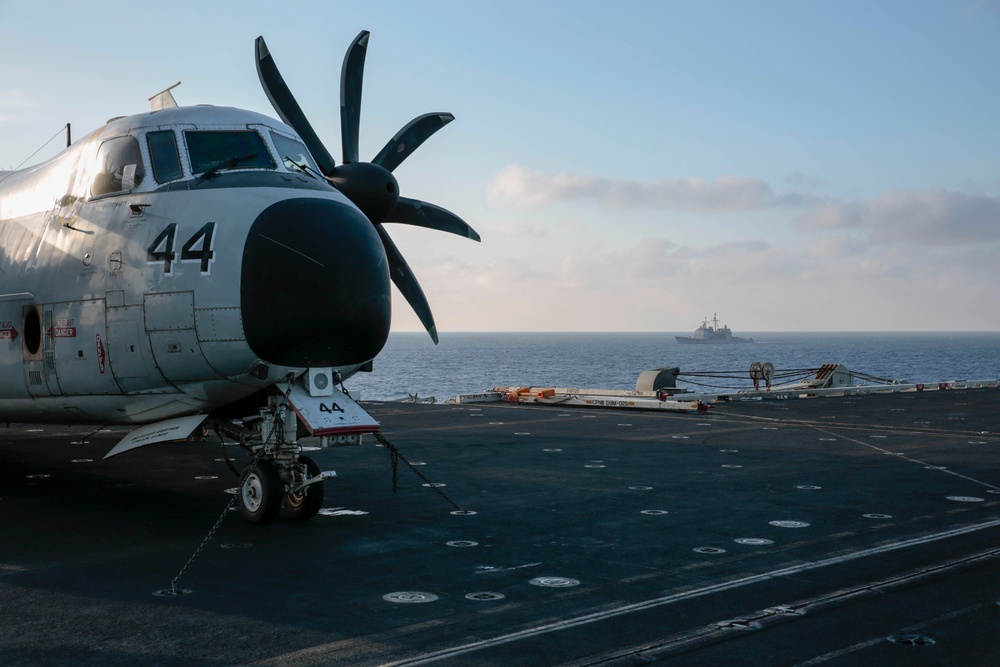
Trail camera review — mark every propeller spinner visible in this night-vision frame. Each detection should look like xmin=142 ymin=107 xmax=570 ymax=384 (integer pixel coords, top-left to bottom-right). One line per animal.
xmin=255 ymin=31 xmax=480 ymax=344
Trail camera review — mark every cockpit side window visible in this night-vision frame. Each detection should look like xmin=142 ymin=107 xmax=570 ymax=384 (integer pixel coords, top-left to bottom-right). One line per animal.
xmin=91 ymin=136 xmax=145 ymax=197
xmin=184 ymin=130 xmax=276 ymax=175
xmin=270 ymin=131 xmax=320 ymax=177
xmin=147 ymin=130 xmax=183 ymax=183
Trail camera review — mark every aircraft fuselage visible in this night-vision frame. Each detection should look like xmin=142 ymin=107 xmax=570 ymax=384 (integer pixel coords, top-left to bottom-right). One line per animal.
xmin=0 ymin=105 xmax=391 ymax=424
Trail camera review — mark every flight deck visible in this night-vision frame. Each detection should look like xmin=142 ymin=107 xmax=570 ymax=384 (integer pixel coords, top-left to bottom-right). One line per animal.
xmin=2 ymin=388 xmax=999 ymax=665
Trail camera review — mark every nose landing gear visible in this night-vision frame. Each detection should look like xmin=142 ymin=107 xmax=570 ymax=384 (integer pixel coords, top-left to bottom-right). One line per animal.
xmin=239 ymin=461 xmax=283 ymax=523
xmin=282 ymin=455 xmax=325 ymax=519
xmin=216 ymin=394 xmax=332 ymax=524
xmin=213 ymin=377 xmax=380 ymax=524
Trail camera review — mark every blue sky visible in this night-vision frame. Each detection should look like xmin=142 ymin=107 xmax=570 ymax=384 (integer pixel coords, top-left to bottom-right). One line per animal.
xmin=2 ymin=1 xmax=999 ymax=331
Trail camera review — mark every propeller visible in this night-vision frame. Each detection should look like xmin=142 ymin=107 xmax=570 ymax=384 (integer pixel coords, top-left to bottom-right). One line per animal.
xmin=255 ymin=31 xmax=480 ymax=344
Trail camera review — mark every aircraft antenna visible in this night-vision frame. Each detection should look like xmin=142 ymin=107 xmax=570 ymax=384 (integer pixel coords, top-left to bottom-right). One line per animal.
xmin=0 ymin=123 xmax=70 ymax=184
xmin=148 ymin=82 xmax=181 ymax=111
xmin=66 ymin=123 xmax=71 ymax=147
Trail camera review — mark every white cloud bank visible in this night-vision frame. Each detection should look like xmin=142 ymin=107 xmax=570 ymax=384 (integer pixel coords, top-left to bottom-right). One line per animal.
xmin=384 ymin=166 xmax=1000 ymax=332
xmin=797 ymin=188 xmax=1000 ymax=246
xmin=487 ymin=164 xmax=810 ymax=211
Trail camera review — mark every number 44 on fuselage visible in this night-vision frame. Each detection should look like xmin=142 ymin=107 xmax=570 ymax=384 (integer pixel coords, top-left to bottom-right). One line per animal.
xmin=0 ymin=30 xmax=479 ymax=523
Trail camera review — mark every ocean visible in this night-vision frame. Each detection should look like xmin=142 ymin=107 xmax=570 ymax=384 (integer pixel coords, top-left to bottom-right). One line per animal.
xmin=345 ymin=332 xmax=1000 ymax=402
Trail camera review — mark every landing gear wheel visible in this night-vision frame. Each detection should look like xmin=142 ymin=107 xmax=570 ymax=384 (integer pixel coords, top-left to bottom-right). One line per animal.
xmin=284 ymin=455 xmax=325 ymax=520
xmin=239 ymin=461 xmax=283 ymax=524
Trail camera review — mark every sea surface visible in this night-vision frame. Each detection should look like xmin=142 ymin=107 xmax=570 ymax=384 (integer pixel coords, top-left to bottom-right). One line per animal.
xmin=345 ymin=332 xmax=1000 ymax=402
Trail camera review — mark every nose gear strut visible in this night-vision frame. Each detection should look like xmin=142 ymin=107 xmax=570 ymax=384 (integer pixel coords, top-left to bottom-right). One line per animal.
xmin=212 ymin=390 xmax=332 ymax=523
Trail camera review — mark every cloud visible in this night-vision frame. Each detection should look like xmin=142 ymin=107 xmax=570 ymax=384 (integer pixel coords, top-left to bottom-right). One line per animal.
xmin=498 ymin=221 xmax=551 ymax=239
xmin=797 ymin=188 xmax=1000 ymax=245
xmin=806 ymin=234 xmax=866 ymax=259
xmin=488 ymin=164 xmax=811 ymax=211
xmin=784 ymin=171 xmax=826 ymax=189
xmin=393 ymin=226 xmax=1000 ymax=332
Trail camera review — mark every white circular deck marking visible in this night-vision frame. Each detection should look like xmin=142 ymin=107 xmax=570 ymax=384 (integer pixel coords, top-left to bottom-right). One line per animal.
xmin=720 ymin=449 xmax=739 ymax=453
xmin=26 ymin=429 xmax=44 ymax=432
xmin=516 ymin=433 xmax=532 ymax=436
xmin=318 ymin=508 xmax=369 ymax=516
xmin=446 ymin=541 xmax=478 ymax=547
xmin=422 ymin=483 xmax=446 ymax=488
xmin=543 ymin=448 xmax=562 ymax=452
xmin=818 ymin=438 xmax=837 ymax=441
xmin=529 ymin=577 xmax=579 ymax=588
xmin=769 ymin=520 xmax=810 ymax=528
xmin=694 ymin=547 xmax=726 ymax=554
xmin=195 ymin=476 xmax=218 ymax=480
xmin=925 ymin=466 xmax=947 ymax=470
xmin=629 ymin=486 xmax=653 ymax=491
xmin=641 ymin=510 xmax=669 ymax=515
xmin=488 ymin=422 xmax=505 ymax=425
xmin=946 ymin=496 xmax=984 ymax=503
xmin=697 ymin=423 xmax=712 ymax=426
xmin=735 ymin=538 xmax=773 ymax=545
xmin=466 ymin=592 xmax=505 ymax=601
xmin=384 ymin=592 xmax=438 ymax=603
xmin=721 ymin=464 xmax=743 ymax=469
xmin=451 ymin=510 xmax=477 ymax=516
xmin=410 ymin=462 xmax=427 ymax=466
xmin=671 ymin=436 xmax=689 ymax=439
xmin=863 ymin=513 xmax=893 ymax=519
xmin=883 ymin=452 xmax=905 ymax=455
xmin=796 ymin=485 xmax=821 ymax=490
xmin=26 ymin=474 xmax=50 ymax=479
xmin=71 ymin=459 xmax=93 ymax=463
xmin=618 ymin=424 xmax=632 ymax=427
xmin=585 ymin=464 xmax=606 ymax=469
xmin=762 ymin=427 xmax=778 ymax=431
xmin=988 ymin=490 xmax=1000 ymax=495
xmin=869 ymin=435 xmax=887 ymax=439
xmin=968 ymin=441 xmax=988 ymax=445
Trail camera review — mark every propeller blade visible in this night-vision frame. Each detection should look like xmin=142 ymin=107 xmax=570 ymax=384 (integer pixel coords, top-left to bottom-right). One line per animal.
xmin=340 ymin=30 xmax=369 ymax=165
xmin=375 ymin=224 xmax=438 ymax=344
xmin=372 ymin=113 xmax=455 ymax=173
xmin=256 ymin=37 xmax=337 ymax=176
xmin=388 ymin=197 xmax=481 ymax=242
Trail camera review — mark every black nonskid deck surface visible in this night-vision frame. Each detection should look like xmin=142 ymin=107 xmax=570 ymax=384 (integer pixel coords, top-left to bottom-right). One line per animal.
xmin=2 ymin=389 xmax=999 ymax=666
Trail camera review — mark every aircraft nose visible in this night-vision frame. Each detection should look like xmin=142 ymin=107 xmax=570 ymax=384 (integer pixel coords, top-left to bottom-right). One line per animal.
xmin=241 ymin=198 xmax=391 ymax=367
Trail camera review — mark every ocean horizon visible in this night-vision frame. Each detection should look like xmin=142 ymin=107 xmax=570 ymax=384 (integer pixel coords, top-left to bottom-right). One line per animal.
xmin=345 ymin=331 xmax=1000 ymax=402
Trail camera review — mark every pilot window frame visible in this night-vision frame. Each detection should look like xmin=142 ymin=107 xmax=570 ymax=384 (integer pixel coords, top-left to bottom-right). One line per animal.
xmin=184 ymin=130 xmax=277 ymax=175
xmin=269 ymin=130 xmax=320 ymax=177
xmin=90 ymin=135 xmax=147 ymax=198
xmin=146 ymin=130 xmax=184 ymax=184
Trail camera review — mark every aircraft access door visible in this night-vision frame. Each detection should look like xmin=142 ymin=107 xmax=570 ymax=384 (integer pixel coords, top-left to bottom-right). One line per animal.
xmin=47 ymin=299 xmax=122 ymax=396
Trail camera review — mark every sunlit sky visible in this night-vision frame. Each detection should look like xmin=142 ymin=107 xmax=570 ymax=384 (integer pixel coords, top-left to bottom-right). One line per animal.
xmin=2 ymin=1 xmax=999 ymax=332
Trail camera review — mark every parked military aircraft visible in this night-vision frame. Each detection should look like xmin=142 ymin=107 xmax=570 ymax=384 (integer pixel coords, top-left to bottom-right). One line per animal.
xmin=0 ymin=30 xmax=478 ymax=523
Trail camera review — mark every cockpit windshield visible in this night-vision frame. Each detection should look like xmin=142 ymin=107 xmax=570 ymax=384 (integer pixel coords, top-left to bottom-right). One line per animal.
xmin=185 ymin=130 xmax=276 ymax=175
xmin=270 ymin=131 xmax=320 ymax=177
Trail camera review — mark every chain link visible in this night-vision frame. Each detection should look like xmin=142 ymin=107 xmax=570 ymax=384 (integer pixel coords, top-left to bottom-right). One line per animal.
xmin=373 ymin=431 xmax=466 ymax=513
xmin=168 ymin=445 xmax=269 ymax=593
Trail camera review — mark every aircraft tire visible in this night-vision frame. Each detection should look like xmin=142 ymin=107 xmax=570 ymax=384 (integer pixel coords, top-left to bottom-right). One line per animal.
xmin=284 ymin=455 xmax=325 ymax=519
xmin=239 ymin=461 xmax=283 ymax=524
